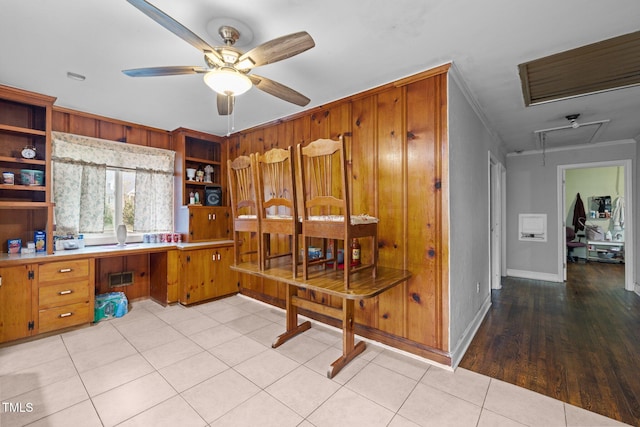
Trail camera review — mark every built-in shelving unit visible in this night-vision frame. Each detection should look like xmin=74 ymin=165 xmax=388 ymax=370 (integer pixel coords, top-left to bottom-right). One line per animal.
xmin=172 ymin=127 xmax=229 ymax=242
xmin=0 ymin=85 xmax=56 ymax=253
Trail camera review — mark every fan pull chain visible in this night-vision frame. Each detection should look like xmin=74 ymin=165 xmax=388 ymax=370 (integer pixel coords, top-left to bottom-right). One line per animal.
xmin=231 ymin=100 xmax=236 ymax=133
xmin=226 ymin=95 xmax=233 ymax=136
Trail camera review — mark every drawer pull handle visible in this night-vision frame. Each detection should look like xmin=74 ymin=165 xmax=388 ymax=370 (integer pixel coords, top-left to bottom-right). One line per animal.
xmin=59 ymin=290 xmax=73 ymax=295
xmin=59 ymin=312 xmax=73 ymax=318
xmin=59 ymin=268 xmax=73 ymax=273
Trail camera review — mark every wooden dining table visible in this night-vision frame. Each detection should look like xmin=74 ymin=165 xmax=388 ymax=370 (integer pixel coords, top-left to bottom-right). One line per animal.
xmin=231 ymin=258 xmax=411 ymax=378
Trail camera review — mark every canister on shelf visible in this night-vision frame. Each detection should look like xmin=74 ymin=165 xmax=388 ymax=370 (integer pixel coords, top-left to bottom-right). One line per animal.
xmin=2 ymin=172 xmax=14 ymax=185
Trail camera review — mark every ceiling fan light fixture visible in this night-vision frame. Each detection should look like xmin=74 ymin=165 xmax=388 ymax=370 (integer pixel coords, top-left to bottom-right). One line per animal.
xmin=204 ymin=68 xmax=252 ymax=96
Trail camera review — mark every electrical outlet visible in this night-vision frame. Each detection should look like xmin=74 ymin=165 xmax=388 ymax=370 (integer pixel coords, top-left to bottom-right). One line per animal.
xmin=476 ymin=282 xmax=480 ymax=293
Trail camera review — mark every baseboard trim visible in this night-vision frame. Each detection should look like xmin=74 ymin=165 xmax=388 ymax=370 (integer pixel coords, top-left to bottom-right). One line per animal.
xmin=449 ymin=294 xmax=492 ymax=369
xmin=506 ymin=269 xmax=563 ymax=283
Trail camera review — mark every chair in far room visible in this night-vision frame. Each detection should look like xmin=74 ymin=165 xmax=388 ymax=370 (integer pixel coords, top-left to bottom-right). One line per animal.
xmin=566 ymin=226 xmax=586 ymax=263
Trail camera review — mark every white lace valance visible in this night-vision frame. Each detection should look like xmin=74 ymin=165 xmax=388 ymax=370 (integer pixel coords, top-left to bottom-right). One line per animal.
xmin=52 ymin=131 xmax=175 ymax=173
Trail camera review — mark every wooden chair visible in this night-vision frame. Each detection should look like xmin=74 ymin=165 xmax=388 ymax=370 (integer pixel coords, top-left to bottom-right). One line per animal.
xmin=227 ymin=154 xmax=260 ymax=266
xmin=297 ymin=136 xmax=378 ymax=289
xmin=255 ymin=146 xmax=300 ymax=277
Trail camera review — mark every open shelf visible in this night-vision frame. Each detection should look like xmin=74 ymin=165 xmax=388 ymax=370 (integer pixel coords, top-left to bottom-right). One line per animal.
xmin=0 ymin=156 xmax=46 ymax=166
xmin=0 ymin=184 xmax=46 ymax=192
xmin=0 ymin=123 xmax=47 ymax=136
xmin=185 ymin=156 xmax=221 ymax=165
xmin=0 ymin=201 xmax=52 ymax=209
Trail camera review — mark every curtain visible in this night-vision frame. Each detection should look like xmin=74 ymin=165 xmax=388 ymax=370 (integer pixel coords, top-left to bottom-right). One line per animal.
xmin=52 ymin=162 xmax=106 ymax=234
xmin=133 ymin=168 xmax=174 ymax=232
xmin=51 ymin=132 xmax=176 ymax=235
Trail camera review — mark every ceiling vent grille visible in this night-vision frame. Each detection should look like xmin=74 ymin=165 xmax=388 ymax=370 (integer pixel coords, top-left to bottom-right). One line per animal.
xmin=519 ymin=30 xmax=640 ymax=106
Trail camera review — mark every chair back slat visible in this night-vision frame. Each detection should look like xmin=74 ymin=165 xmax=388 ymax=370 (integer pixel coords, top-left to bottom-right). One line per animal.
xmin=228 ymin=155 xmax=257 ymax=217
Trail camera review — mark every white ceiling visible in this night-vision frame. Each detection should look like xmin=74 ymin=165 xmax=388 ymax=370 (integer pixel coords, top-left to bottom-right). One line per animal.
xmin=2 ymin=0 xmax=639 ymax=153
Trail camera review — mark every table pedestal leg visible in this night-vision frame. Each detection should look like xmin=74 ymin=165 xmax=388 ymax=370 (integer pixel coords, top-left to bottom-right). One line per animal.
xmin=327 ymin=298 xmax=366 ymax=378
xmin=272 ymin=283 xmax=311 ymax=348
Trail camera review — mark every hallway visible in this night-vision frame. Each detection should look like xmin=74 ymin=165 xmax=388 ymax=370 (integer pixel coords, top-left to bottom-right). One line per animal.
xmin=460 ymin=262 xmax=640 ymax=425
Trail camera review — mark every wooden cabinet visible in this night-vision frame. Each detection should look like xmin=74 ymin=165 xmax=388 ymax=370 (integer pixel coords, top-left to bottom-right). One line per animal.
xmin=0 ymin=85 xmax=55 ymax=254
xmin=37 ymin=259 xmax=94 ymax=334
xmin=0 ymin=264 xmax=36 ymax=343
xmin=173 ymin=128 xmax=229 ymax=242
xmin=180 ymin=245 xmax=237 ymax=305
xmin=165 ymin=250 xmax=180 ymax=304
xmin=176 ymin=206 xmax=230 ymax=242
xmin=214 ymin=245 xmax=238 ymax=297
xmin=1 ymin=259 xmax=94 ymax=343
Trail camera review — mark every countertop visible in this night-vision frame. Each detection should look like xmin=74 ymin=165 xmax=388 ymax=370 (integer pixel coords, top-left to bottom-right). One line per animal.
xmin=0 ymin=240 xmax=235 ymax=266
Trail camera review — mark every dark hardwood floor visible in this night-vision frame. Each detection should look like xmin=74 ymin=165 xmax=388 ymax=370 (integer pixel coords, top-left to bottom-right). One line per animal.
xmin=460 ymin=261 xmax=640 ymax=426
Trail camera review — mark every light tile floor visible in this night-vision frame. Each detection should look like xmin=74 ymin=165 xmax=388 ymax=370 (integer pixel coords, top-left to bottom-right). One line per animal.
xmin=0 ymin=295 xmax=631 ymax=427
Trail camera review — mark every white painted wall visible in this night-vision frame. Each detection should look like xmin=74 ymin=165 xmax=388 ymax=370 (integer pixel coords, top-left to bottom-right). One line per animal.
xmin=506 ymin=141 xmax=636 ymax=282
xmin=447 ymin=69 xmax=505 ymax=367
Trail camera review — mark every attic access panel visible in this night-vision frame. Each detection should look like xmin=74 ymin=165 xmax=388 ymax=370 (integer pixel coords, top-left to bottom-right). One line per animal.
xmin=535 ymin=121 xmax=606 ymax=147
xmin=519 ymin=30 xmax=640 ymax=106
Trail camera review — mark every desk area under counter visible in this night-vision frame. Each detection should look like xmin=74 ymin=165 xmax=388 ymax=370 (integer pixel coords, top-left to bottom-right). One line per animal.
xmin=0 ymin=240 xmax=237 ymax=344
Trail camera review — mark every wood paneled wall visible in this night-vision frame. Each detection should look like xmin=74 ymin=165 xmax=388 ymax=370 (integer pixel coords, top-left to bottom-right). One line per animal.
xmin=52 ymin=106 xmax=172 ymax=149
xmin=230 ymin=64 xmax=451 ymax=364
xmin=45 ymin=64 xmax=451 ymax=364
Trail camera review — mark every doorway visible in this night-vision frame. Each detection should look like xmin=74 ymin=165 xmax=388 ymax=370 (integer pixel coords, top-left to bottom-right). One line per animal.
xmin=489 ymin=152 xmax=506 ymax=290
xmin=558 ymin=160 xmax=634 ymax=290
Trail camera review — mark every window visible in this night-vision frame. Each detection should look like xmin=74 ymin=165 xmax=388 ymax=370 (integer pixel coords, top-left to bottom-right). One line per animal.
xmin=79 ymin=168 xmax=139 ymax=246
xmin=104 ymin=168 xmax=136 ymax=233
xmin=83 ymin=168 xmax=138 ymax=245
xmin=52 ymin=132 xmax=175 ymax=246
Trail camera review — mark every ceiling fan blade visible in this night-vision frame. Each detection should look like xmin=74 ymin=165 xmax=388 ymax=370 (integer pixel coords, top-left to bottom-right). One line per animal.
xmin=237 ymin=31 xmax=315 ymax=70
xmin=126 ymin=0 xmax=224 ymax=66
xmin=217 ymin=94 xmax=234 ymax=116
xmin=248 ymin=74 xmax=310 ymax=107
xmin=122 ymin=66 xmax=209 ymax=77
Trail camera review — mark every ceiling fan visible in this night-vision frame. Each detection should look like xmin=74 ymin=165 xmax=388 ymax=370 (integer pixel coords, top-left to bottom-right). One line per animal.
xmin=122 ymin=0 xmax=315 ymax=115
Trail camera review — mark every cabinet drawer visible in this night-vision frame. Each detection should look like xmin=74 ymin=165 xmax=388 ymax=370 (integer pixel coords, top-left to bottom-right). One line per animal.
xmin=39 ymin=259 xmax=89 ymax=283
xmin=39 ymin=280 xmax=89 ymax=309
xmin=38 ymin=302 xmax=90 ymax=334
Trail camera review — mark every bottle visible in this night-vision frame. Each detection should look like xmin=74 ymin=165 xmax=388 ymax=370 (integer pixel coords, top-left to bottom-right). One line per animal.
xmin=189 ymin=191 xmax=195 ymax=205
xmin=194 ymin=191 xmax=200 ymax=204
xmin=350 ymin=238 xmax=361 ymax=266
